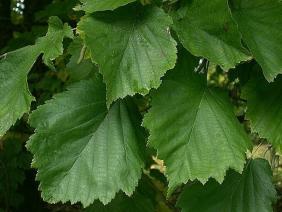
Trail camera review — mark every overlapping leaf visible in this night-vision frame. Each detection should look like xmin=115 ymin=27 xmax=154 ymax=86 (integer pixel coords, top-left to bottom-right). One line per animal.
xmin=79 ymin=0 xmax=136 ymax=13
xmin=242 ymin=72 xmax=282 ymax=152
xmin=229 ymin=0 xmax=282 ymax=81
xmin=177 ymin=159 xmax=276 ymax=212
xmin=143 ymin=50 xmax=251 ymax=193
xmin=27 ymin=76 xmax=146 ymax=206
xmin=173 ymin=0 xmax=249 ymax=70
xmin=78 ymin=4 xmax=177 ymax=105
xmin=0 ymin=16 xmax=72 ymax=136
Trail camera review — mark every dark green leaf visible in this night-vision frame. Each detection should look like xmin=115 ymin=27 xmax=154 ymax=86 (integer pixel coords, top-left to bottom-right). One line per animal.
xmin=229 ymin=0 xmax=282 ymax=81
xmin=177 ymin=159 xmax=277 ymax=212
xmin=173 ymin=0 xmax=249 ymax=70
xmin=242 ymin=72 xmax=282 ymax=152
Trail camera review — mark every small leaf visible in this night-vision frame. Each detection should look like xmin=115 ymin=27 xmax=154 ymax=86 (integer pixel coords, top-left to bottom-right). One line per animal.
xmin=143 ymin=50 xmax=251 ymax=193
xmin=177 ymin=159 xmax=277 ymax=212
xmin=173 ymin=0 xmax=249 ymax=70
xmin=229 ymin=0 xmax=282 ymax=81
xmin=79 ymin=0 xmax=136 ymax=13
xmin=242 ymin=71 xmax=282 ymax=152
xmin=36 ymin=16 xmax=74 ymax=68
xmin=0 ymin=16 xmax=72 ymax=136
xmin=78 ymin=4 xmax=177 ymax=106
xmin=27 ymin=76 xmax=146 ymax=206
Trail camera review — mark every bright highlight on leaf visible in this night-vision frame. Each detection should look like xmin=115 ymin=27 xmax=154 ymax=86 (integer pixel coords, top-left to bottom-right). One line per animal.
xmin=242 ymin=72 xmax=282 ymax=152
xmin=173 ymin=0 xmax=249 ymax=70
xmin=229 ymin=0 xmax=282 ymax=81
xmin=177 ymin=159 xmax=277 ymax=212
xmin=0 ymin=16 xmax=72 ymax=136
xmin=78 ymin=4 xmax=177 ymax=106
xmin=143 ymin=50 xmax=251 ymax=193
xmin=27 ymin=76 xmax=146 ymax=206
xmin=79 ymin=0 xmax=136 ymax=13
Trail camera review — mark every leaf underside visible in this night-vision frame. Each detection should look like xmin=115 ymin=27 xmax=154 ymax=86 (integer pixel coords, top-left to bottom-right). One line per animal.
xmin=143 ymin=50 xmax=251 ymax=193
xmin=27 ymin=76 xmax=146 ymax=207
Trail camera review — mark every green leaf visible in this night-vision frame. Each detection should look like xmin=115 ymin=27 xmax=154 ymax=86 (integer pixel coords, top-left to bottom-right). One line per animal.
xmin=229 ymin=0 xmax=282 ymax=81
xmin=177 ymin=159 xmax=277 ymax=212
xmin=242 ymin=72 xmax=282 ymax=152
xmin=0 ymin=46 xmax=39 ymax=136
xmin=26 ymin=76 xmax=146 ymax=207
xmin=143 ymin=50 xmax=251 ymax=193
xmin=79 ymin=0 xmax=136 ymax=13
xmin=0 ymin=17 xmax=73 ymax=136
xmin=173 ymin=0 xmax=249 ymax=70
xmin=78 ymin=4 xmax=177 ymax=106
xmin=36 ymin=16 xmax=74 ymax=68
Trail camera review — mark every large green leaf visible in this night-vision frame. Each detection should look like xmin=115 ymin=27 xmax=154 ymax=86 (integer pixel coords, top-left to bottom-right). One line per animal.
xmin=229 ymin=0 xmax=282 ymax=81
xmin=0 ymin=17 xmax=73 ymax=136
xmin=177 ymin=159 xmax=277 ymax=212
xmin=173 ymin=0 xmax=249 ymax=70
xmin=143 ymin=50 xmax=251 ymax=193
xmin=242 ymin=72 xmax=282 ymax=152
xmin=79 ymin=0 xmax=136 ymax=13
xmin=26 ymin=76 xmax=146 ymax=207
xmin=78 ymin=4 xmax=177 ymax=106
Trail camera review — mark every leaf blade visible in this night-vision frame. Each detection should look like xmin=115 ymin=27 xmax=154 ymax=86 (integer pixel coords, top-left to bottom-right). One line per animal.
xmin=27 ymin=77 xmax=146 ymax=206
xmin=143 ymin=50 xmax=251 ymax=193
xmin=242 ymin=72 xmax=282 ymax=152
xmin=177 ymin=159 xmax=277 ymax=212
xmin=0 ymin=16 xmax=73 ymax=136
xmin=78 ymin=4 xmax=177 ymax=105
xmin=229 ymin=0 xmax=282 ymax=81
xmin=173 ymin=0 xmax=249 ymax=70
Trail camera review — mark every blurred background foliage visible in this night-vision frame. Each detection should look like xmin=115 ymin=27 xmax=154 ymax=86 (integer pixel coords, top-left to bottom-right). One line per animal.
xmin=0 ymin=0 xmax=282 ymax=211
